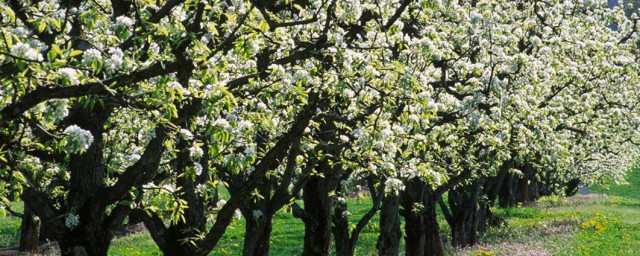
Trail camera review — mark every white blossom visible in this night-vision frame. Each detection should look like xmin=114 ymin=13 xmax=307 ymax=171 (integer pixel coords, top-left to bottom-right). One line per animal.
xmin=149 ymin=42 xmax=160 ymax=55
xmin=82 ymin=49 xmax=102 ymax=64
xmin=225 ymin=113 xmax=238 ymax=122
xmin=195 ymin=183 xmax=206 ymax=194
xmin=10 ymin=43 xmax=43 ymax=61
xmin=63 ymin=125 xmax=94 ymax=154
xmin=116 ymin=16 xmax=135 ymax=27
xmin=384 ymin=178 xmax=405 ymax=195
xmin=104 ymin=48 xmax=124 ymax=72
xmin=252 ymin=209 xmax=263 ymax=220
xmin=167 ymin=81 xmax=183 ymax=90
xmin=58 ymin=68 xmax=80 ymax=85
xmin=125 ymin=153 xmax=141 ymax=162
xmin=65 ymin=213 xmax=80 ymax=229
xmin=216 ymin=199 xmax=227 ymax=209
xmin=50 ymin=99 xmax=69 ymax=121
xmin=238 ymin=120 xmax=254 ymax=130
xmin=213 ymin=118 xmax=232 ymax=131
xmin=179 ymin=129 xmax=194 ymax=140
xmin=193 ymin=162 xmax=203 ymax=176
xmin=189 ymin=145 xmax=204 ymax=159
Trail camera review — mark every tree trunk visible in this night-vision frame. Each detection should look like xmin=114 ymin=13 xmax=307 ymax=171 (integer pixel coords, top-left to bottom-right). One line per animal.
xmin=302 ymin=172 xmax=336 ymax=256
xmin=331 ymin=176 xmax=381 ymax=256
xmin=19 ymin=206 xmax=40 ymax=253
xmin=333 ymin=198 xmax=351 ymax=256
xmin=400 ymin=179 xmax=444 ymax=256
xmin=241 ymin=172 xmax=273 ymax=256
xmin=58 ymin=108 xmax=114 ymax=256
xmin=377 ymin=193 xmax=401 ymax=256
xmin=127 ymin=188 xmax=145 ymax=226
xmin=423 ymin=195 xmax=444 ymax=256
xmin=498 ymin=171 xmax=517 ymax=208
xmin=480 ymin=162 xmax=510 ymax=232
xmin=242 ymin=212 xmax=274 ymax=256
xmin=162 ymin=140 xmax=208 ymax=256
xmin=58 ymin=228 xmax=112 ymax=256
xmin=403 ymin=207 xmax=425 ymax=256
xmin=516 ymin=163 xmax=539 ymax=204
xmin=447 ymin=177 xmax=483 ymax=248
xmin=565 ymin=178 xmax=581 ymax=196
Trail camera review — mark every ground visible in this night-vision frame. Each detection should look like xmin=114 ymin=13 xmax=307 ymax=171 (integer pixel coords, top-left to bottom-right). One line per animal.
xmin=1 ymin=169 xmax=639 ymax=255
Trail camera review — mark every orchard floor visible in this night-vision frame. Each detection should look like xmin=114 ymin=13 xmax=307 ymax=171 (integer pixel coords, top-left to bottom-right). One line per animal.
xmin=1 ymin=169 xmax=639 ymax=255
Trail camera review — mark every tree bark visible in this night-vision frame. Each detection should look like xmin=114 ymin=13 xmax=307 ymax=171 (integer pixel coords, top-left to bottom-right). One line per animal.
xmin=423 ymin=197 xmax=444 ymax=256
xmin=19 ymin=206 xmax=40 ymax=253
xmin=332 ymin=176 xmax=381 ymax=256
xmin=498 ymin=171 xmax=517 ymax=208
xmin=377 ymin=192 xmax=401 ymax=256
xmin=302 ymin=169 xmax=338 ymax=256
xmin=142 ymin=139 xmax=209 ymax=256
xmin=58 ymin=227 xmax=112 ymax=256
xmin=242 ymin=211 xmax=274 ymax=256
xmin=240 ymin=173 xmax=273 ymax=256
xmin=447 ymin=177 xmax=483 ymax=248
xmin=480 ymin=162 xmax=510 ymax=232
xmin=400 ymin=178 xmax=444 ymax=256
xmin=56 ymin=107 xmax=115 ymax=256
xmin=516 ymin=163 xmax=539 ymax=204
xmin=565 ymin=178 xmax=581 ymax=196
xmin=333 ymin=194 xmax=351 ymax=256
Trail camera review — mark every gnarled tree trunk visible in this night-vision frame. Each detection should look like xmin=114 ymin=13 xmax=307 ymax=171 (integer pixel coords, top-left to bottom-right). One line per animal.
xmin=301 ymin=166 xmax=340 ymax=256
xmin=377 ymin=192 xmax=401 ymax=256
xmin=447 ymin=177 xmax=484 ymax=248
xmin=19 ymin=206 xmax=40 ymax=253
xmin=498 ymin=171 xmax=517 ymax=208
xmin=242 ymin=210 xmax=274 ymax=256
xmin=400 ymin=178 xmax=444 ymax=256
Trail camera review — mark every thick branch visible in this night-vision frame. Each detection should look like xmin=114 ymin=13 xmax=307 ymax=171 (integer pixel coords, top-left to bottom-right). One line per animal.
xmin=197 ymin=96 xmax=318 ymax=251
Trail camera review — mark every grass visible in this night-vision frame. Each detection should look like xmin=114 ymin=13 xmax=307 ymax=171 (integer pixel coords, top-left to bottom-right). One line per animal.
xmin=2 ymin=169 xmax=640 ymax=255
xmin=453 ymin=168 xmax=640 ymax=255
xmin=0 ymin=202 xmax=22 ymax=249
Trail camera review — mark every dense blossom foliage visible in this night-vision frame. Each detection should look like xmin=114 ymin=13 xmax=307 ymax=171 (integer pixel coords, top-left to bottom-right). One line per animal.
xmin=0 ymin=0 xmax=639 ymax=255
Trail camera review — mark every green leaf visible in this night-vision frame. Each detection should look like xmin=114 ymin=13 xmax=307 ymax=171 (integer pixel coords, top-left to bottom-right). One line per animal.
xmin=2 ymin=7 xmax=15 ymax=22
xmin=51 ymin=44 xmax=62 ymax=55
xmin=51 ymin=18 xmax=61 ymax=30
xmin=3 ymin=33 xmax=12 ymax=48
xmin=69 ymin=50 xmax=83 ymax=57
xmin=37 ymin=21 xmax=47 ymax=33
xmin=52 ymin=59 xmax=67 ymax=68
xmin=260 ymin=21 xmax=269 ymax=33
xmin=12 ymin=172 xmax=27 ymax=184
xmin=47 ymin=50 xmax=57 ymax=61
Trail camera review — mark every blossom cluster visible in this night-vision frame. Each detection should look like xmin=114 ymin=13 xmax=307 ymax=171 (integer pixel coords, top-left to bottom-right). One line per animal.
xmin=62 ymin=125 xmax=94 ymax=154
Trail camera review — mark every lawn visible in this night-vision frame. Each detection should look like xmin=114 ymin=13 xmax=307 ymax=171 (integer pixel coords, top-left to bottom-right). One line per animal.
xmin=453 ymin=169 xmax=640 ymax=256
xmin=2 ymin=169 xmax=639 ymax=255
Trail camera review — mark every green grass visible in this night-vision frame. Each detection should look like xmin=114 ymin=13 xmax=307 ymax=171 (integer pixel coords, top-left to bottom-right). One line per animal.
xmin=0 ymin=202 xmax=23 ymax=248
xmin=2 ymin=169 xmax=640 ymax=255
xmin=453 ymin=168 xmax=640 ymax=256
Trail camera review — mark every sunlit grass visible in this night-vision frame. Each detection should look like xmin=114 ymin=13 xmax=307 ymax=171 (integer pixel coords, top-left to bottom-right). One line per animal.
xmin=453 ymin=168 xmax=640 ymax=256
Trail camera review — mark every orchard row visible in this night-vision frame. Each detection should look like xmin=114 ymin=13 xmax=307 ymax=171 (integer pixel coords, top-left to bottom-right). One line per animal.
xmin=1 ymin=0 xmax=639 ymax=255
